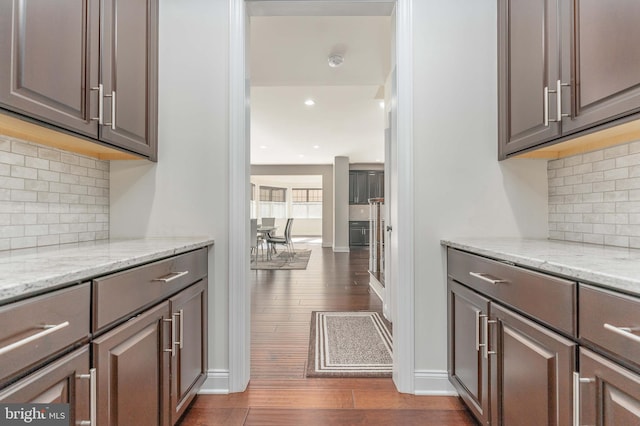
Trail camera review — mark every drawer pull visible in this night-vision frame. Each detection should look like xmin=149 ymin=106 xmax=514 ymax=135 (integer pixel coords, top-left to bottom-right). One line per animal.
xmin=604 ymin=323 xmax=640 ymax=344
xmin=153 ymin=270 xmax=189 ymax=283
xmin=469 ymin=272 xmax=508 ymax=285
xmin=0 ymin=321 xmax=70 ymax=356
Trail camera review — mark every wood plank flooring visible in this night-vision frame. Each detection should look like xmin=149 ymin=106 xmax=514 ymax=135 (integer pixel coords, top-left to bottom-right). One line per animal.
xmin=177 ymin=242 xmax=476 ymax=425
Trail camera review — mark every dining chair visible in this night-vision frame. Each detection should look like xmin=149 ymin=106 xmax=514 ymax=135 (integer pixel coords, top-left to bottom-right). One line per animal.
xmin=250 ymin=218 xmax=258 ymax=262
xmin=267 ymin=218 xmax=294 ymax=259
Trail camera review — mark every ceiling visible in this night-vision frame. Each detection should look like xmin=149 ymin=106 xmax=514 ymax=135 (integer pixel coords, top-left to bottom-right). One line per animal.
xmin=249 ymin=12 xmax=392 ymax=165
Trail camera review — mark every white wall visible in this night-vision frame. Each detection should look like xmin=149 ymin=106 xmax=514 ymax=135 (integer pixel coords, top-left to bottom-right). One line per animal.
xmin=110 ymin=0 xmax=230 ymax=374
xmin=411 ymin=0 xmax=548 ymax=384
xmin=109 ymin=0 xmax=550 ymax=395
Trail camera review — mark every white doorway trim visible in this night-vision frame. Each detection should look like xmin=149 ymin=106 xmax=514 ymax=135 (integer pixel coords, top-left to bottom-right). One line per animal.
xmin=228 ymin=0 xmax=414 ymax=393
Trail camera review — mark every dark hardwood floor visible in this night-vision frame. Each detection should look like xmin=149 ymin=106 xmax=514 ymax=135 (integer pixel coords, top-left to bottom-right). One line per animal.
xmin=178 ymin=241 xmax=476 ymax=425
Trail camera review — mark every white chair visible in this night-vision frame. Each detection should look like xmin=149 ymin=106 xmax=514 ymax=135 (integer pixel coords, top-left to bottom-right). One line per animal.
xmin=251 ymin=219 xmax=265 ymax=261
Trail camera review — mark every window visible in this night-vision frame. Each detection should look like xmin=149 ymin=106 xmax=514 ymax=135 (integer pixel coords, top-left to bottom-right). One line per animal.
xmin=259 ymin=186 xmax=287 ymax=218
xmin=292 ymin=188 xmax=322 ymax=219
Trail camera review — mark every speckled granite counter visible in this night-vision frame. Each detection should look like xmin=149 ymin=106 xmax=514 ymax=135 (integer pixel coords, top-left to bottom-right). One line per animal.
xmin=0 ymin=237 xmax=213 ymax=304
xmin=441 ymin=238 xmax=640 ymax=297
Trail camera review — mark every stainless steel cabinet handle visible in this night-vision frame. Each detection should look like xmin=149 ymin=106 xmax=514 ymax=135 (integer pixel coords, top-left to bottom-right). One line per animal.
xmin=77 ymin=368 xmax=96 ymax=426
xmin=573 ymin=371 xmax=594 ymax=426
xmin=90 ymin=84 xmax=103 ymax=124
xmin=178 ymin=309 xmax=184 ymax=349
xmin=469 ymin=272 xmax=508 ymax=285
xmin=104 ymin=91 xmax=116 ymax=130
xmin=482 ymin=316 xmax=497 ymax=359
xmin=475 ymin=311 xmax=480 ymax=351
xmin=478 ymin=313 xmax=488 ymax=354
xmin=544 ymin=86 xmax=550 ymax=126
xmin=163 ymin=317 xmax=175 ymax=356
xmin=0 ymin=321 xmax=69 ymax=356
xmin=573 ymin=372 xmax=580 ymax=426
xmin=153 ymin=271 xmax=189 ymax=283
xmin=604 ymin=323 xmax=640 ymax=344
xmin=556 ymin=80 xmax=570 ymax=122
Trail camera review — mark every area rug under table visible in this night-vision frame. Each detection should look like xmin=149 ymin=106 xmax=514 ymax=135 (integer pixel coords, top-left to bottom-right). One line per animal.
xmin=251 ymin=249 xmax=311 ymax=270
xmin=306 ymin=311 xmax=393 ymax=377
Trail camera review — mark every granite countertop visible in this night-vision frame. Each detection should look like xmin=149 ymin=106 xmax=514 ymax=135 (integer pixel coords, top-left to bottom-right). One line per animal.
xmin=0 ymin=237 xmax=214 ymax=305
xmin=441 ymin=238 xmax=640 ymax=297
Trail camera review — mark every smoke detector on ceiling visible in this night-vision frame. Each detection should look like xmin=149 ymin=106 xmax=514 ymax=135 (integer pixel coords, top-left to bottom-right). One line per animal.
xmin=328 ymin=54 xmax=344 ymax=68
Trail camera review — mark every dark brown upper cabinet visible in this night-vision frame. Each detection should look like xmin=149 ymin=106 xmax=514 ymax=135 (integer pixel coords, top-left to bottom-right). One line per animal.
xmin=498 ymin=0 xmax=640 ymax=159
xmin=0 ymin=0 xmax=158 ymax=161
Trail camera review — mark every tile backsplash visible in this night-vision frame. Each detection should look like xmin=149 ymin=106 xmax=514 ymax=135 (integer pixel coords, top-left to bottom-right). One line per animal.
xmin=0 ymin=135 xmax=109 ymax=250
xmin=548 ymin=140 xmax=640 ymax=248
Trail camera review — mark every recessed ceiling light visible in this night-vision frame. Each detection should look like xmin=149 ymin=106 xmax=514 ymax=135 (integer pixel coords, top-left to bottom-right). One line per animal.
xmin=304 ymin=99 xmax=315 ymax=106
xmin=313 ymin=145 xmax=320 ymax=149
xmin=259 ymin=145 xmax=267 ymax=149
xmin=379 ymin=101 xmax=385 ymax=109
xmin=298 ymin=154 xmax=305 ymax=158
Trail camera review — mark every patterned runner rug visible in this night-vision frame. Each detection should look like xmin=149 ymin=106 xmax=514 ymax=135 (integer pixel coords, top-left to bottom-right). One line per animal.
xmin=306 ymin=311 xmax=393 ymax=377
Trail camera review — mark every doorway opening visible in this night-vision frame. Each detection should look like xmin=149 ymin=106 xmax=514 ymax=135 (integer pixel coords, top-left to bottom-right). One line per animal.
xmin=229 ymin=0 xmax=415 ymax=394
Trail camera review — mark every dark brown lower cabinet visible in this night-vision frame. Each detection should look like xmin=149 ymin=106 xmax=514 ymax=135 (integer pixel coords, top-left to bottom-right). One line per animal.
xmin=490 ymin=304 xmax=575 ymax=426
xmin=0 ymin=346 xmax=91 ymax=425
xmin=170 ymin=280 xmax=208 ymax=425
xmin=93 ymin=302 xmax=171 ymax=426
xmin=578 ymin=348 xmax=640 ymax=425
xmin=448 ymin=278 xmax=576 ymax=425
xmin=448 ymin=279 xmax=490 ymax=425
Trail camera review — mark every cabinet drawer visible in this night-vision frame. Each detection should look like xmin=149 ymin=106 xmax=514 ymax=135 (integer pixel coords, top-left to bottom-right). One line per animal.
xmin=93 ymin=248 xmax=207 ymax=332
xmin=447 ymin=248 xmax=576 ymax=336
xmin=580 ymin=284 xmax=640 ymax=371
xmin=0 ymin=283 xmax=90 ymax=385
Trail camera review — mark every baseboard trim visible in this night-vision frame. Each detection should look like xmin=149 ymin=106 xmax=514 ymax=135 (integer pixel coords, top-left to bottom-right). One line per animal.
xmin=369 ymin=274 xmax=384 ymax=302
xmin=198 ymin=369 xmax=230 ymax=394
xmin=414 ymin=370 xmax=458 ymax=396
xmin=332 ymin=246 xmax=350 ymax=253
xmin=321 ymin=242 xmax=332 ymax=248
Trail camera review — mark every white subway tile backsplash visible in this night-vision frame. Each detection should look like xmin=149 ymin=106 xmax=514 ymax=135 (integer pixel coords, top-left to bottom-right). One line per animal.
xmin=549 ymin=139 xmax=640 ymax=248
xmin=0 ymin=135 xmax=109 ymax=250
xmin=604 ymin=144 xmax=629 ymax=159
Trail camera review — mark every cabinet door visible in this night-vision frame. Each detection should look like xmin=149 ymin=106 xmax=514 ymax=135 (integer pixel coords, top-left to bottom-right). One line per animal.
xmin=578 ymin=348 xmax=640 ymax=426
xmin=490 ymin=303 xmax=575 ymax=426
xmin=560 ymin=0 xmax=640 ymax=135
xmin=93 ymin=301 xmax=170 ymax=426
xmin=349 ymin=223 xmax=364 ymax=246
xmin=0 ymin=0 xmax=100 ymax=137
xmin=169 ymin=280 xmax=207 ymax=425
xmin=100 ymin=0 xmax=158 ymax=159
xmin=0 ymin=346 xmax=90 ymax=426
xmin=498 ymin=0 xmax=561 ymax=158
xmin=447 ymin=279 xmax=490 ymax=425
xmin=355 ymin=172 xmax=368 ymax=204
xmin=349 ymin=172 xmax=357 ymax=204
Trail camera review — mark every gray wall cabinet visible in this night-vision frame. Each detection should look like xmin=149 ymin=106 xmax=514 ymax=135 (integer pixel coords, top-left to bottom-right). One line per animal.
xmin=349 ymin=171 xmax=384 ymax=205
xmin=498 ymin=0 xmax=640 ymax=159
xmin=0 ymin=0 xmax=158 ymax=160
